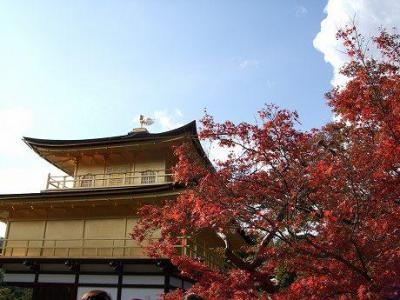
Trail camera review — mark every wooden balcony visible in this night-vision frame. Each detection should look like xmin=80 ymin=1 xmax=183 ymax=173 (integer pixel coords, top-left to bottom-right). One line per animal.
xmin=46 ymin=170 xmax=173 ymax=190
xmin=0 ymin=238 xmax=224 ymax=270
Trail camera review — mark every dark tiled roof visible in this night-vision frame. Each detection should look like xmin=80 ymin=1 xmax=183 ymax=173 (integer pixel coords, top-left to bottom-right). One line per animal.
xmin=23 ymin=121 xmax=198 ymax=148
xmin=0 ymin=183 xmax=182 ymax=200
xmin=22 ymin=121 xmax=212 ymax=171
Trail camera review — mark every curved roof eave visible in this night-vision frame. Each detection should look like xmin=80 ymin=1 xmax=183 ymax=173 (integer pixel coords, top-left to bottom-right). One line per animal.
xmin=22 ymin=120 xmax=213 ymax=170
xmin=23 ymin=121 xmax=198 ymax=148
xmin=0 ymin=183 xmax=182 ymax=201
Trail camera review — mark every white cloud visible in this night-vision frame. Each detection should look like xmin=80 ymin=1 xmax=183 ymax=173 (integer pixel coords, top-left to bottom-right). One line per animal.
xmin=313 ymin=0 xmax=400 ymax=86
xmin=0 ymin=107 xmax=60 ymax=236
xmin=201 ymin=139 xmax=243 ymax=167
xmin=0 ymin=107 xmax=63 ymax=195
xmin=203 ymin=141 xmax=229 ymax=163
xmin=296 ymin=5 xmax=308 ymax=17
xmin=0 ymin=107 xmax=33 ymax=156
xmin=239 ymin=59 xmax=260 ymax=70
xmin=0 ymin=165 xmax=57 ymax=194
xmin=154 ymin=110 xmax=184 ymax=131
xmin=133 ymin=109 xmax=185 ymax=131
xmin=154 ymin=110 xmax=183 ymax=130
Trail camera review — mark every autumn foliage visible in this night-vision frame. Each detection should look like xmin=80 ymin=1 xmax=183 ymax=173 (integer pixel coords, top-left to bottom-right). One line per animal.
xmin=133 ymin=27 xmax=400 ymax=299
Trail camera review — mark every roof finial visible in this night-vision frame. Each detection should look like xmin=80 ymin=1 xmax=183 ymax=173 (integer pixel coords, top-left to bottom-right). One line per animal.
xmin=139 ymin=115 xmax=155 ymax=128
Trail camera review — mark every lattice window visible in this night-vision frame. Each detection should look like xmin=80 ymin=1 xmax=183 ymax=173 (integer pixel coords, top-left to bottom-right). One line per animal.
xmin=141 ymin=170 xmax=156 ymax=184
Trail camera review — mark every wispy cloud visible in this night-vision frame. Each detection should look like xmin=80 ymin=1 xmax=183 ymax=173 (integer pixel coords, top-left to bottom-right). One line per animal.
xmin=154 ymin=110 xmax=184 ymax=131
xmin=238 ymin=59 xmax=260 ymax=70
xmin=266 ymin=80 xmax=276 ymax=89
xmin=296 ymin=5 xmax=308 ymax=17
xmin=174 ymin=108 xmax=183 ymax=117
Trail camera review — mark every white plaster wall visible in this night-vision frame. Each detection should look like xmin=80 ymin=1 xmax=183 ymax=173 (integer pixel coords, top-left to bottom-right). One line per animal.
xmin=79 ymin=274 xmax=119 ymax=284
xmin=122 ymin=275 xmax=164 ymax=285
xmin=38 ymin=274 xmax=75 ymax=283
xmin=121 ymin=288 xmax=164 ymax=300
xmin=3 ymin=273 xmax=35 ymax=283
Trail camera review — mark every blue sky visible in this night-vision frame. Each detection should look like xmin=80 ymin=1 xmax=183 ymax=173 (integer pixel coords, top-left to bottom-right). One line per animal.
xmin=0 ymin=1 xmax=331 ymax=139
xmin=1 ymin=0 xmax=400 ymax=197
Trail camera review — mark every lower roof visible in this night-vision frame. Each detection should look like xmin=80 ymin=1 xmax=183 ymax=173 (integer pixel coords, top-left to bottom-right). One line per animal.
xmin=0 ymin=183 xmax=182 ymax=202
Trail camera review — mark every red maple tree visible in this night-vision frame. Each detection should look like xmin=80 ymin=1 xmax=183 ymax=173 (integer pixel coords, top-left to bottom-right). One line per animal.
xmin=133 ymin=27 xmax=400 ymax=299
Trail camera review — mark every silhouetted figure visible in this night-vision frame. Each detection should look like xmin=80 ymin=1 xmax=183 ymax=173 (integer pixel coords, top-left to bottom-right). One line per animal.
xmin=81 ymin=290 xmax=112 ymax=300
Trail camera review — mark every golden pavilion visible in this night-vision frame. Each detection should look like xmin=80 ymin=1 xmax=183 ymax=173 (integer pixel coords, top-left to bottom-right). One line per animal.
xmin=0 ymin=121 xmax=228 ymax=300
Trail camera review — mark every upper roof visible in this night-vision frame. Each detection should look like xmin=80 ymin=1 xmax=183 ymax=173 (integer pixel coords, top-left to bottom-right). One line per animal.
xmin=23 ymin=121 xmax=198 ymax=149
xmin=22 ymin=121 xmax=211 ymax=174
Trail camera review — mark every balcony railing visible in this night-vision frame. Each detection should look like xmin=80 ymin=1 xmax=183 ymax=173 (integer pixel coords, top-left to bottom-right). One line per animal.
xmin=46 ymin=170 xmax=173 ymax=190
xmin=0 ymin=238 xmax=225 ymax=270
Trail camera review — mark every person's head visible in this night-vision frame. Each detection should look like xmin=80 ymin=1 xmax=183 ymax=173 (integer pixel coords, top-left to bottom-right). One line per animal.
xmin=184 ymin=293 xmax=203 ymax=300
xmin=81 ymin=290 xmax=112 ymax=300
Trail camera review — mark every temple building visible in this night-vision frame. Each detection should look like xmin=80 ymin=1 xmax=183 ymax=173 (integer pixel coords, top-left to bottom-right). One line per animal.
xmin=0 ymin=122 xmax=229 ymax=300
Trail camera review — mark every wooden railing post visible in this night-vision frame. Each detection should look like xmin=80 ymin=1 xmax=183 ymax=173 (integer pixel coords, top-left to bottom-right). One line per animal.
xmin=46 ymin=173 xmax=51 ymax=189
xmin=81 ymin=239 xmax=84 ymax=256
xmin=123 ymin=238 xmax=127 ymax=257
xmin=2 ymin=238 xmax=222 ymax=267
xmin=25 ymin=240 xmax=29 ymax=256
xmin=43 ymin=170 xmax=174 ymax=190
